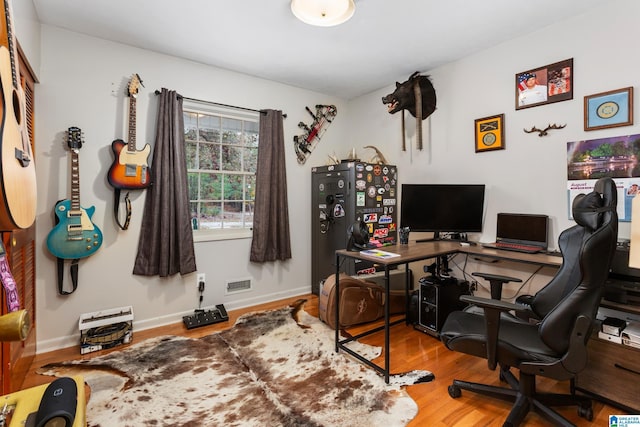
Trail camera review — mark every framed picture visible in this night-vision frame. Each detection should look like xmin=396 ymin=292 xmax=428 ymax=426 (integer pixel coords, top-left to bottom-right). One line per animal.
xmin=515 ymin=58 xmax=573 ymax=110
xmin=475 ymin=114 xmax=504 ymax=153
xmin=584 ymin=87 xmax=633 ymax=131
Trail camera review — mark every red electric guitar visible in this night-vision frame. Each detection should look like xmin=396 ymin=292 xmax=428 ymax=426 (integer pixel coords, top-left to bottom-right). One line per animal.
xmin=0 ymin=0 xmax=37 ymax=230
xmin=107 ymin=73 xmax=151 ymax=190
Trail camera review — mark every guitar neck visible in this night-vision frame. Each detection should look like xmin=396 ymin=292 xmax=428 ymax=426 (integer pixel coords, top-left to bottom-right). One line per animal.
xmin=128 ymin=96 xmax=137 ymax=151
xmin=3 ymin=0 xmax=19 ymax=90
xmin=70 ymin=150 xmax=82 ymax=213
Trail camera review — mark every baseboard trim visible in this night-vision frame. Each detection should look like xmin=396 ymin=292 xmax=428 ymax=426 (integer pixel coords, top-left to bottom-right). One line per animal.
xmin=36 ymin=286 xmax=311 ymax=354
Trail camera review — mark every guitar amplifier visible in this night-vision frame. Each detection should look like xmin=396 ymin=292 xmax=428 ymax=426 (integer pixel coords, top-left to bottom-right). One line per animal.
xmin=79 ymin=306 xmax=133 ymax=354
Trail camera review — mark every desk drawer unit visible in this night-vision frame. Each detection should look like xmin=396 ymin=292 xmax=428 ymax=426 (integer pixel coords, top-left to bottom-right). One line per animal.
xmin=575 ymin=336 xmax=640 ymax=412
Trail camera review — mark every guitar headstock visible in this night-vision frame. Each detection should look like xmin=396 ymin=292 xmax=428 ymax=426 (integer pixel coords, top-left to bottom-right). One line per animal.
xmin=66 ymin=127 xmax=83 ymax=152
xmin=127 ymin=73 xmax=144 ymax=98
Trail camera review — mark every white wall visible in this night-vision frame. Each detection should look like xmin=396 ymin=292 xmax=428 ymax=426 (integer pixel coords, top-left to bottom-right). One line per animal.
xmin=23 ymin=0 xmax=638 ymax=352
xmin=13 ymin=0 xmax=40 ymax=73
xmin=34 ymin=26 xmax=351 ymax=352
xmin=346 ymin=0 xmax=637 ymax=300
xmin=348 ymin=0 xmax=636 ymax=245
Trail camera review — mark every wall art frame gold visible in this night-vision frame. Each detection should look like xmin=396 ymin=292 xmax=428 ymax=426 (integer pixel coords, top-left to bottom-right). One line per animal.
xmin=475 ymin=114 xmax=505 ymax=153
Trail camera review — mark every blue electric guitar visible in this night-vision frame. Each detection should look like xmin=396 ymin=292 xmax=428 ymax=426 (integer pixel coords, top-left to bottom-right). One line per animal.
xmin=46 ymin=127 xmax=103 ymax=259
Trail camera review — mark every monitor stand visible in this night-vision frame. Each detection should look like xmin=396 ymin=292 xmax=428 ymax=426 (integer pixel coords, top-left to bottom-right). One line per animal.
xmin=416 ymin=231 xmax=441 ymax=243
xmin=416 ymin=232 xmax=469 ymax=243
xmin=423 ymin=253 xmax=451 ymax=277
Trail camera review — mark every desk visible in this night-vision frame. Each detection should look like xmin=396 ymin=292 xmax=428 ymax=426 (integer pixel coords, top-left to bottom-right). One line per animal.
xmin=334 ymin=241 xmax=562 ymax=383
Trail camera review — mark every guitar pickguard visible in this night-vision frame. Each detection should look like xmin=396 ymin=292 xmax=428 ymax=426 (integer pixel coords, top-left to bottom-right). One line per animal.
xmin=118 ymin=145 xmax=151 ymax=167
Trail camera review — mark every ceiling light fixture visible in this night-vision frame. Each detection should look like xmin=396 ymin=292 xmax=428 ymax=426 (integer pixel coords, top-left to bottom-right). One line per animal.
xmin=291 ymin=0 xmax=355 ymax=27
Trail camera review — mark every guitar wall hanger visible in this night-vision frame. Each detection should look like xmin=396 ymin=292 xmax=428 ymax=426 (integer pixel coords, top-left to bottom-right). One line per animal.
xmin=523 ymin=123 xmax=566 ymax=137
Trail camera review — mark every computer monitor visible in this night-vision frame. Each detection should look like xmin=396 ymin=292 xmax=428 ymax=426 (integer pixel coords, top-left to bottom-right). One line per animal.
xmin=400 ymin=184 xmax=485 ymax=240
xmin=495 ymin=213 xmax=549 ymax=250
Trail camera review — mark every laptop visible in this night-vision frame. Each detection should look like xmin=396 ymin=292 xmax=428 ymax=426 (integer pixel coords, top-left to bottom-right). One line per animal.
xmin=483 ymin=213 xmax=549 ymax=254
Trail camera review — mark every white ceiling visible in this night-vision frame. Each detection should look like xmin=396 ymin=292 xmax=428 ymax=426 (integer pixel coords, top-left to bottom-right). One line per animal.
xmin=33 ymin=0 xmax=606 ymax=100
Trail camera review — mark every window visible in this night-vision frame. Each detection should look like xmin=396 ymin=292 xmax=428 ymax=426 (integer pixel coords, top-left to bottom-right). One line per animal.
xmin=184 ymin=103 xmax=259 ymax=241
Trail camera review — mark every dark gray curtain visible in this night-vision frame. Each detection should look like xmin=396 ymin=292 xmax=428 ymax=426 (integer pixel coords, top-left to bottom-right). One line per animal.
xmin=133 ymin=88 xmax=197 ymax=276
xmin=250 ymin=110 xmax=291 ymax=262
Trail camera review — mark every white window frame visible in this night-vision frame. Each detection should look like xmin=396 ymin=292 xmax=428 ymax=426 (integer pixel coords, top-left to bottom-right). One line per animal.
xmin=183 ymin=101 xmax=259 ymax=242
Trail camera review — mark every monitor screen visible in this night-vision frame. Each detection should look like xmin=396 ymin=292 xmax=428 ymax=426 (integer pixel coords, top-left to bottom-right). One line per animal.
xmin=496 ymin=213 xmax=549 ymax=248
xmin=400 ymin=184 xmax=485 ymax=234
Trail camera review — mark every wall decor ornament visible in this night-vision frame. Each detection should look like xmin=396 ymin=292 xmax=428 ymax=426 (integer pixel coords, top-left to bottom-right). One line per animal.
xmin=523 ymin=123 xmax=566 ymax=137
xmin=382 ymin=72 xmax=437 ymax=151
xmin=584 ymin=87 xmax=633 ymax=131
xmin=293 ymin=104 xmax=337 ymax=164
xmin=515 ymin=58 xmax=573 ymax=110
xmin=475 ymin=114 xmax=504 ymax=153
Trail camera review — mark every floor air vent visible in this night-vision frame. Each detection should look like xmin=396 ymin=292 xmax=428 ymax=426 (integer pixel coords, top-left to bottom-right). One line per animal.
xmin=226 ymin=278 xmax=252 ymax=294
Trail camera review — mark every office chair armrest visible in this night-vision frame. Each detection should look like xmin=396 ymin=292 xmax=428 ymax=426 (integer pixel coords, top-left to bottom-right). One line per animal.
xmin=472 ymin=272 xmax=523 ymax=300
xmin=460 ymin=295 xmax=524 ymax=313
xmin=471 ymin=272 xmax=522 ymax=283
xmin=459 ymin=295 xmax=526 ymax=370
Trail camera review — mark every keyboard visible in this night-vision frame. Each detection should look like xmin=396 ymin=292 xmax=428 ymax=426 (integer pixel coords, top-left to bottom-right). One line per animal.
xmin=493 ymin=242 xmax=543 ymax=254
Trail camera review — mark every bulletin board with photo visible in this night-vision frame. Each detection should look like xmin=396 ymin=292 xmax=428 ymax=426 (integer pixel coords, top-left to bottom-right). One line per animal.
xmin=566 ymin=134 xmax=640 ymax=221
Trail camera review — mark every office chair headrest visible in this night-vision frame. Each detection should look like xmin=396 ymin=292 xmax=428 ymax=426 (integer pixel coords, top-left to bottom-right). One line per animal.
xmin=572 ymin=191 xmax=605 ymax=231
xmin=594 ymin=176 xmax=617 ymax=209
xmin=572 ymin=177 xmax=617 ymax=232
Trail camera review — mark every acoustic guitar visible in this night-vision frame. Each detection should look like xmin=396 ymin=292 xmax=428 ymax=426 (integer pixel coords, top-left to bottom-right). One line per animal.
xmin=0 ymin=0 xmax=37 ymax=230
xmin=107 ymin=73 xmax=151 ymax=190
xmin=46 ymin=127 xmax=103 ymax=260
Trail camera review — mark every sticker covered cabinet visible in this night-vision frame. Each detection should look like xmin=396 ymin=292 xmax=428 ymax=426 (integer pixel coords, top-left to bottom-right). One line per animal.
xmin=311 ymin=162 xmax=398 ymax=294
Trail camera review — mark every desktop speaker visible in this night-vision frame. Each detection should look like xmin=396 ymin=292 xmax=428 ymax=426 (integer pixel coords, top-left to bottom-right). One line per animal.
xmin=35 ymin=377 xmax=77 ymax=427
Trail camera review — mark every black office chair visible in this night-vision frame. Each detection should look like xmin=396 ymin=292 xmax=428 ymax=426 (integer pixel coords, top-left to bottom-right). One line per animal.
xmin=440 ymin=177 xmax=618 ymax=427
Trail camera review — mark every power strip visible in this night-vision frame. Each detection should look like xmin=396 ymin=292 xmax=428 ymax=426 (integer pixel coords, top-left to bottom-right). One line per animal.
xmin=182 ymin=304 xmax=229 ymax=330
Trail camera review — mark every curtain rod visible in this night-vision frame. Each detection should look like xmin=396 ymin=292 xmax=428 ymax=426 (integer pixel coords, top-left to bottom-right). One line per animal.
xmin=154 ymin=90 xmax=286 ymax=118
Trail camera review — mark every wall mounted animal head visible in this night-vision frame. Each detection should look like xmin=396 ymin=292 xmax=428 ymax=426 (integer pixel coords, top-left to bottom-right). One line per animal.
xmin=382 ymin=72 xmax=436 ymax=119
xmin=381 ymin=72 xmax=437 ymax=150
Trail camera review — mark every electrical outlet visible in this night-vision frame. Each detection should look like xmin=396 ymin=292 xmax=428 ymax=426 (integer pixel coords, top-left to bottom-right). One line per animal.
xmin=197 ymin=273 xmax=206 ymax=289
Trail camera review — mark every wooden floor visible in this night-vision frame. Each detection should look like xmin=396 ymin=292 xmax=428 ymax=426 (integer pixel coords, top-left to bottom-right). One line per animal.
xmin=23 ymin=294 xmax=625 ymax=426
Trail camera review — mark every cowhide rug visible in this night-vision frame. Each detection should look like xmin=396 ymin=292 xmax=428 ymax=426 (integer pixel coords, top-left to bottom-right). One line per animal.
xmin=38 ymin=299 xmax=433 ymax=427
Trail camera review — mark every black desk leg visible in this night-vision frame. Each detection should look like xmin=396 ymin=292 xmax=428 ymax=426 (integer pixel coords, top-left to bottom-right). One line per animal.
xmin=384 ymin=265 xmax=390 ymax=384
xmin=405 ymin=263 xmax=411 ymax=325
xmin=335 ymin=253 xmax=340 ymax=353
